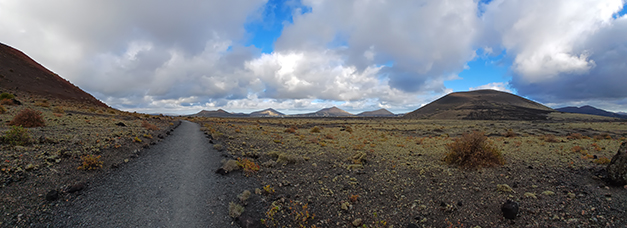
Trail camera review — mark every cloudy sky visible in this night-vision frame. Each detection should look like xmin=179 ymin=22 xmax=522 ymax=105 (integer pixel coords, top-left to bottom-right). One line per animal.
xmin=1 ymin=0 xmax=626 ymax=114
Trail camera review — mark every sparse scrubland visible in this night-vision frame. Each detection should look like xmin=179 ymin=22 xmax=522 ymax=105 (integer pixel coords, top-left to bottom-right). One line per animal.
xmin=194 ymin=117 xmax=627 ymax=227
xmin=0 ymin=92 xmax=178 ymax=226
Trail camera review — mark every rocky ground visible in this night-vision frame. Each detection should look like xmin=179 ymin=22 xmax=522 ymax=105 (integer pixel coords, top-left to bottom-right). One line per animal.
xmin=195 ymin=117 xmax=627 ymax=227
xmin=0 ymin=94 xmax=178 ymax=227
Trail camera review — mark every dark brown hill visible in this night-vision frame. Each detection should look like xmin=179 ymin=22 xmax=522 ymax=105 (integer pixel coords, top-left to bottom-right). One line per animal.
xmin=192 ymin=109 xmax=249 ymax=118
xmin=404 ymin=90 xmax=554 ymax=120
xmin=0 ymin=43 xmax=107 ymax=107
xmin=250 ymin=108 xmax=285 ymax=117
xmin=292 ymin=106 xmax=354 ymax=117
xmin=357 ymin=108 xmax=395 ymax=117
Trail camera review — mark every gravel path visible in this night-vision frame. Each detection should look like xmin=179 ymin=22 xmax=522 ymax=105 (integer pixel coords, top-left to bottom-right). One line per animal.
xmin=48 ymin=120 xmax=252 ymax=227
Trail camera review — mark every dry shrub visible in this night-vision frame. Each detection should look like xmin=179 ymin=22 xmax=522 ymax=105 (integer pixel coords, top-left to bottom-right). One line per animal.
xmin=213 ymin=144 xmax=225 ymax=151
xmin=325 ymin=133 xmax=335 ymax=140
xmin=542 ymin=134 xmax=559 ymax=143
xmin=228 ymin=202 xmax=245 ymax=218
xmin=141 ymin=120 xmax=159 ymax=131
xmin=310 ymin=126 xmax=321 ymax=133
xmin=594 ymin=157 xmax=611 ymax=165
xmin=9 ymin=108 xmax=45 ymax=128
xmin=77 ymin=154 xmax=103 ymax=170
xmin=237 ymin=158 xmax=260 ymax=174
xmin=276 ymin=153 xmax=304 ymax=164
xmin=503 ymin=129 xmax=517 ymax=138
xmin=221 ymin=159 xmax=240 ymax=172
xmin=443 ymin=131 xmax=505 ymax=169
xmin=571 ymin=146 xmax=584 ymax=153
xmin=0 ymin=105 xmax=6 ymax=114
xmin=35 ymin=100 xmax=50 ymax=107
xmin=238 ymin=190 xmax=251 ymax=202
xmin=52 ymin=106 xmax=64 ymax=114
xmin=284 ymin=127 xmax=296 ymax=134
xmin=567 ymin=133 xmax=584 ymax=140
xmin=1 ymin=126 xmax=31 ymax=146
xmin=1 ymin=99 xmax=14 ymax=106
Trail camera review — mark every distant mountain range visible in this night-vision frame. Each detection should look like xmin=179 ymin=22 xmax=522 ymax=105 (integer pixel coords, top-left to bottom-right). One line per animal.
xmin=189 ymin=107 xmax=397 ymax=118
xmin=188 ymin=91 xmax=627 ymax=120
xmin=555 ymin=105 xmax=627 ymax=119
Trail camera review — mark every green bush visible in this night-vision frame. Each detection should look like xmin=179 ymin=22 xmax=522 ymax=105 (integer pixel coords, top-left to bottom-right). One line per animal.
xmin=443 ymin=131 xmax=504 ymax=169
xmin=2 ymin=126 xmax=31 ymax=146
xmin=0 ymin=92 xmax=15 ymax=100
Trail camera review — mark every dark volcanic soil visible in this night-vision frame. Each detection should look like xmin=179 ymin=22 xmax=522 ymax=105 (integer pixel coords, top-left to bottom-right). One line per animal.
xmin=194 ymin=117 xmax=627 ymax=228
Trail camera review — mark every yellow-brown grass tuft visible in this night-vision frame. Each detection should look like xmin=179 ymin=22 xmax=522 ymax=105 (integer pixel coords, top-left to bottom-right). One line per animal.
xmin=310 ymin=126 xmax=321 ymax=133
xmin=9 ymin=108 xmax=45 ymax=128
xmin=443 ymin=131 xmax=505 ymax=169
xmin=141 ymin=120 xmax=159 ymax=131
xmin=77 ymin=154 xmax=103 ymax=170
xmin=503 ymin=129 xmax=517 ymax=138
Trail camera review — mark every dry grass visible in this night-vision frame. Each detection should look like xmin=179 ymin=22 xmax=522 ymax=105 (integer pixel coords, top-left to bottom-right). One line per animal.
xmin=541 ymin=134 xmax=559 ymax=143
xmin=141 ymin=120 xmax=159 ymax=131
xmin=443 ymin=131 xmax=505 ymax=169
xmin=0 ymin=99 xmax=14 ymax=106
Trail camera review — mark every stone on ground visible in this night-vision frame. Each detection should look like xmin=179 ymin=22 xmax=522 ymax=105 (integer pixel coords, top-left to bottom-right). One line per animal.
xmin=501 ymin=199 xmax=519 ymax=220
xmin=607 ymin=141 xmax=627 ymax=186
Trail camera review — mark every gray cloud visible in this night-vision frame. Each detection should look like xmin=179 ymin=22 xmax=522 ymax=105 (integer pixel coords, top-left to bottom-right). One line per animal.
xmin=276 ymin=0 xmax=480 ymax=94
xmin=482 ymin=0 xmax=627 ymax=111
xmin=1 ymin=0 xmax=626 ymax=114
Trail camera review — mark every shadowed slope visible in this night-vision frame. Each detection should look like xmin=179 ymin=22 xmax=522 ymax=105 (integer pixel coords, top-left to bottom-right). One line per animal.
xmin=0 ymin=43 xmax=107 ymax=107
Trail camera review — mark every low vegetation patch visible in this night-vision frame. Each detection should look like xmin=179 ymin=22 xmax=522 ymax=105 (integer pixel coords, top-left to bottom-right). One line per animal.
xmin=0 ymin=92 xmax=15 ymax=100
xmin=221 ymin=159 xmax=240 ymax=173
xmin=1 ymin=126 xmax=31 ymax=146
xmin=77 ymin=154 xmax=103 ymax=170
xmin=310 ymin=126 xmax=321 ymax=133
xmin=9 ymin=108 xmax=45 ymax=128
xmin=237 ymin=157 xmax=260 ymax=174
xmin=228 ymin=202 xmax=245 ymax=218
xmin=443 ymin=131 xmax=505 ymax=169
xmin=0 ymin=99 xmax=14 ymax=105
xmin=141 ymin=120 xmax=159 ymax=131
xmin=52 ymin=106 xmax=64 ymax=114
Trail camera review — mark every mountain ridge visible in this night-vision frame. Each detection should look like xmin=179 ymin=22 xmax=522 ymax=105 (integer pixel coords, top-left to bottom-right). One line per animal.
xmin=556 ymin=105 xmax=626 ymax=119
xmin=0 ymin=42 xmax=107 ymax=107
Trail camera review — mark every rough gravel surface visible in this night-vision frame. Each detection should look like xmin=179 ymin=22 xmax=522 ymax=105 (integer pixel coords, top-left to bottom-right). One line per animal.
xmin=45 ymin=120 xmax=257 ymax=227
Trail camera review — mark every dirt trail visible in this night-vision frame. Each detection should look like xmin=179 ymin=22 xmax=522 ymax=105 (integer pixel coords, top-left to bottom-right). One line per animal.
xmin=47 ymin=120 xmax=249 ymax=227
